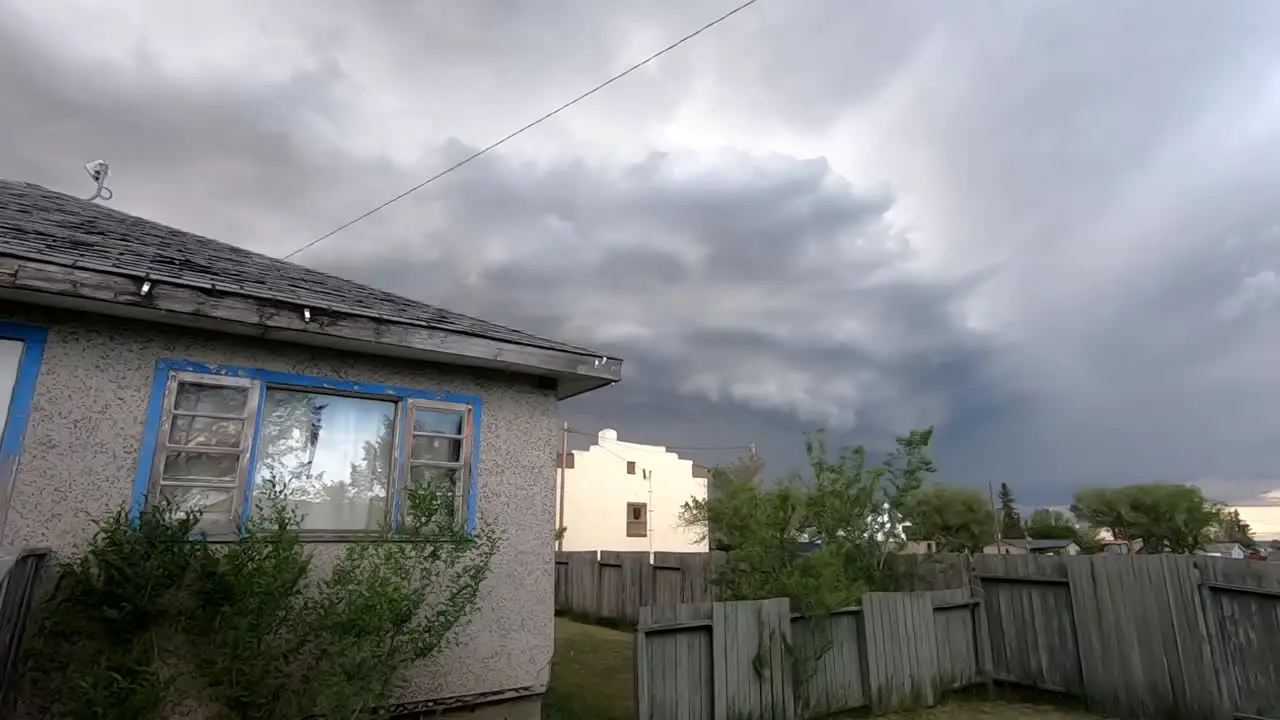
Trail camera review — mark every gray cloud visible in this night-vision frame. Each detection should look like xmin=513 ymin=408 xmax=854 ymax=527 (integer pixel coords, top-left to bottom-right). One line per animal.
xmin=6 ymin=1 xmax=1280 ymax=522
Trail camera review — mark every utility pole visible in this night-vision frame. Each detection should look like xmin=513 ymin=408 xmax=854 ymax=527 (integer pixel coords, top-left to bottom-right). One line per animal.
xmin=556 ymin=421 xmax=568 ymax=551
xmin=644 ymin=468 xmax=654 ymax=556
xmin=988 ymin=479 xmax=1002 ymax=553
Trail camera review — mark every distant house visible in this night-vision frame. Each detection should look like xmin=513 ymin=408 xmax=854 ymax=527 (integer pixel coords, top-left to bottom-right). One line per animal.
xmin=1200 ymin=542 xmax=1247 ymax=560
xmin=897 ymin=540 xmax=937 ymax=554
xmin=984 ymin=538 xmax=1079 ymax=556
xmin=0 ymin=180 xmax=623 ymax=717
xmin=556 ymin=429 xmax=708 ymax=553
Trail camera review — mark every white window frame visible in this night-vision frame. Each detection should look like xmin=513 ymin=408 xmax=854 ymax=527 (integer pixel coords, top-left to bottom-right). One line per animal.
xmin=146 ymin=372 xmax=476 ymax=538
xmin=149 ymin=372 xmax=260 ymax=535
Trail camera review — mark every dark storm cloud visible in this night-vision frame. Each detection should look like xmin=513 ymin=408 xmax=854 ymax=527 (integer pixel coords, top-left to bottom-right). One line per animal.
xmin=7 ymin=1 xmax=1280 ymax=520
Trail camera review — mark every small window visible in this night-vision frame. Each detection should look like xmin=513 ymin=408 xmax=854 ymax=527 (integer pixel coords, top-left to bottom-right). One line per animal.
xmin=152 ymin=373 xmax=260 ymax=536
xmin=558 ymin=452 xmax=575 ymax=469
xmin=626 ymin=502 xmax=647 ymax=537
xmin=626 ymin=461 xmax=636 ymax=475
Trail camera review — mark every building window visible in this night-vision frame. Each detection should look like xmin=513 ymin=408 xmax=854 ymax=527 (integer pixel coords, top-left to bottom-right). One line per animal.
xmin=558 ymin=452 xmax=575 ymax=469
xmin=626 ymin=461 xmax=636 ymax=475
xmin=626 ymin=502 xmax=647 ymax=537
xmin=0 ymin=322 xmax=48 ymax=539
xmin=136 ymin=360 xmax=480 ymax=538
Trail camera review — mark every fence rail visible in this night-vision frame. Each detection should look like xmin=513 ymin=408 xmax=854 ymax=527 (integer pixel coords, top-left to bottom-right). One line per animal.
xmin=0 ymin=548 xmax=49 ymax=718
xmin=616 ymin=551 xmax=1280 ymax=720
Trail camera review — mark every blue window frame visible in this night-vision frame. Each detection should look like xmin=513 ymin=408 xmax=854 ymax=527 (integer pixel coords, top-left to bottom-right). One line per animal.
xmin=131 ymin=359 xmax=481 ymax=538
xmin=0 ymin=321 xmax=48 ymax=539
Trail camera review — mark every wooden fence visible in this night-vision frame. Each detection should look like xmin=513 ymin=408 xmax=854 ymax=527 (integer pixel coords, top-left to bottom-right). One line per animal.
xmin=617 ymin=551 xmax=1280 ymax=720
xmin=554 ymin=550 xmax=720 ymax=625
xmin=635 ymin=588 xmax=984 ymax=719
xmin=0 ymin=548 xmax=49 ymax=718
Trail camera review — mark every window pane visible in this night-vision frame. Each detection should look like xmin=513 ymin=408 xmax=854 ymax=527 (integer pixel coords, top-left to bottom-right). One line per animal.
xmin=162 ymin=450 xmax=239 ymax=481
xmin=0 ymin=339 xmax=21 ymax=441
xmin=254 ymin=389 xmax=394 ymax=532
xmin=174 ymin=383 xmax=250 ymax=415
xmin=158 ymin=485 xmax=237 ymax=535
xmin=410 ymin=435 xmax=462 ymax=463
xmin=168 ymin=416 xmax=245 ymax=448
xmin=412 ymin=409 xmax=464 ymax=435
xmin=407 ymin=465 xmax=460 ymax=526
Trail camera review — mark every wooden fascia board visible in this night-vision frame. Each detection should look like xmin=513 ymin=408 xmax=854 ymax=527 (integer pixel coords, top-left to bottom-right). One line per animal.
xmin=0 ymin=256 xmax=622 ymax=397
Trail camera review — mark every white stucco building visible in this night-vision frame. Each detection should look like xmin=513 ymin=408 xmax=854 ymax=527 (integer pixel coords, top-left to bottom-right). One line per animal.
xmin=555 ymin=429 xmax=709 ymax=553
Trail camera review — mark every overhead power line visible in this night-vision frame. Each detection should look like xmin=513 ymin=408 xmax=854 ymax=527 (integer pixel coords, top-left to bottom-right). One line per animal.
xmin=566 ymin=427 xmax=752 ymax=453
xmin=280 ymin=0 xmax=762 ymax=261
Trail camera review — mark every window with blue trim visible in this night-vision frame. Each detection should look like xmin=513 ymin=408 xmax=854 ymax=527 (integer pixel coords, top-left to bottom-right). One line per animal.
xmin=144 ymin=363 xmax=477 ymax=538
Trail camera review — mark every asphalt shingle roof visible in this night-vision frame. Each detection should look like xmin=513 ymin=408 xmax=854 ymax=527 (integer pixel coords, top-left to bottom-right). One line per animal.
xmin=0 ymin=181 xmax=599 ymax=356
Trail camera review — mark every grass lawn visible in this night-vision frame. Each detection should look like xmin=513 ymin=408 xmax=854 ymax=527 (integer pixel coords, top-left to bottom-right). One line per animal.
xmin=542 ymin=617 xmax=1104 ymax=719
xmin=543 ymin=617 xmax=634 ymax=720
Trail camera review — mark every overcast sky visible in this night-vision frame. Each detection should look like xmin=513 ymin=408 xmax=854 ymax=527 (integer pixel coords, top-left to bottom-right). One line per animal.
xmin=5 ymin=1 xmax=1280 ymax=512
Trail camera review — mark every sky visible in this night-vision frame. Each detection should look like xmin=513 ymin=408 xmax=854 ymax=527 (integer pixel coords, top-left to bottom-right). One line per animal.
xmin=6 ymin=1 xmax=1280 ymax=520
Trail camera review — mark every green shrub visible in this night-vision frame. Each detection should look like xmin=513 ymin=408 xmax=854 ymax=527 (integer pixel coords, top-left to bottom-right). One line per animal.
xmin=18 ymin=480 xmax=497 ymax=720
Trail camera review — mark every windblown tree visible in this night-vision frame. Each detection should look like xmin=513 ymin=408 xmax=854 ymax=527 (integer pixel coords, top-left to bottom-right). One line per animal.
xmin=899 ymin=484 xmax=997 ymax=553
xmin=1071 ymin=483 xmax=1222 ymax=554
xmin=997 ymin=482 xmax=1025 ymax=539
xmin=677 ymin=427 xmax=937 ymax=613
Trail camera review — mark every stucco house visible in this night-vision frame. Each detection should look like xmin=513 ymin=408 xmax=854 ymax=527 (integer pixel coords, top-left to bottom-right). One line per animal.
xmin=0 ymin=180 xmax=622 ymax=718
xmin=555 ymin=428 xmax=709 ymax=554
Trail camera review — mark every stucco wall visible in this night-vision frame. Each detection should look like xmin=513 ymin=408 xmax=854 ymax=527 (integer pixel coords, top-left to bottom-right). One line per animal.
xmin=557 ymin=429 xmax=708 ymax=553
xmin=0 ymin=304 xmax=558 ymax=705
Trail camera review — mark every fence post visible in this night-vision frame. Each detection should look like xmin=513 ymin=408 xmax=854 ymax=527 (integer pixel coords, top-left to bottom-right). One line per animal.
xmin=968 ymin=556 xmax=995 ymax=698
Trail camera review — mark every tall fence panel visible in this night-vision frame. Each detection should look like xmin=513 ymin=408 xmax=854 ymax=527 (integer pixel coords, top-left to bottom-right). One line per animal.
xmin=1195 ymin=556 xmax=1280 ymax=720
xmin=791 ymin=608 xmax=866 ymax=716
xmin=635 ymin=602 xmax=715 ymax=720
xmin=972 ymin=554 xmax=1083 ymax=695
xmin=863 ymin=592 xmax=940 ymax=712
xmin=1065 ymin=554 xmax=1221 ymax=720
xmin=712 ymin=599 xmax=796 ymax=720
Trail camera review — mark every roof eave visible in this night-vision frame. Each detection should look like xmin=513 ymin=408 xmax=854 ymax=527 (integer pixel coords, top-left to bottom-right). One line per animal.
xmin=0 ymin=256 xmax=621 ymax=400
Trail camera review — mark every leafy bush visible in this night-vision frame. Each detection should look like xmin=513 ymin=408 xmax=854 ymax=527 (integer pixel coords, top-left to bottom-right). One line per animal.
xmin=17 ymin=480 xmax=497 ymax=720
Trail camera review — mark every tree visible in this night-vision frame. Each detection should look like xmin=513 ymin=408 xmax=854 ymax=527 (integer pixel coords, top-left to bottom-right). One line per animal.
xmin=1215 ymin=508 xmax=1255 ymax=547
xmin=1071 ymin=484 xmax=1222 ymax=554
xmin=998 ymin=482 xmax=1025 ymax=539
xmin=677 ymin=427 xmax=938 ymax=614
xmin=900 ymin=484 xmax=996 ymax=553
xmin=1025 ymin=508 xmax=1078 ymax=541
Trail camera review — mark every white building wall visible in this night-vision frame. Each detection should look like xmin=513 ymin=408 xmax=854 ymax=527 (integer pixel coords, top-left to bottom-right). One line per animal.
xmin=556 ymin=429 xmax=709 ymax=553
